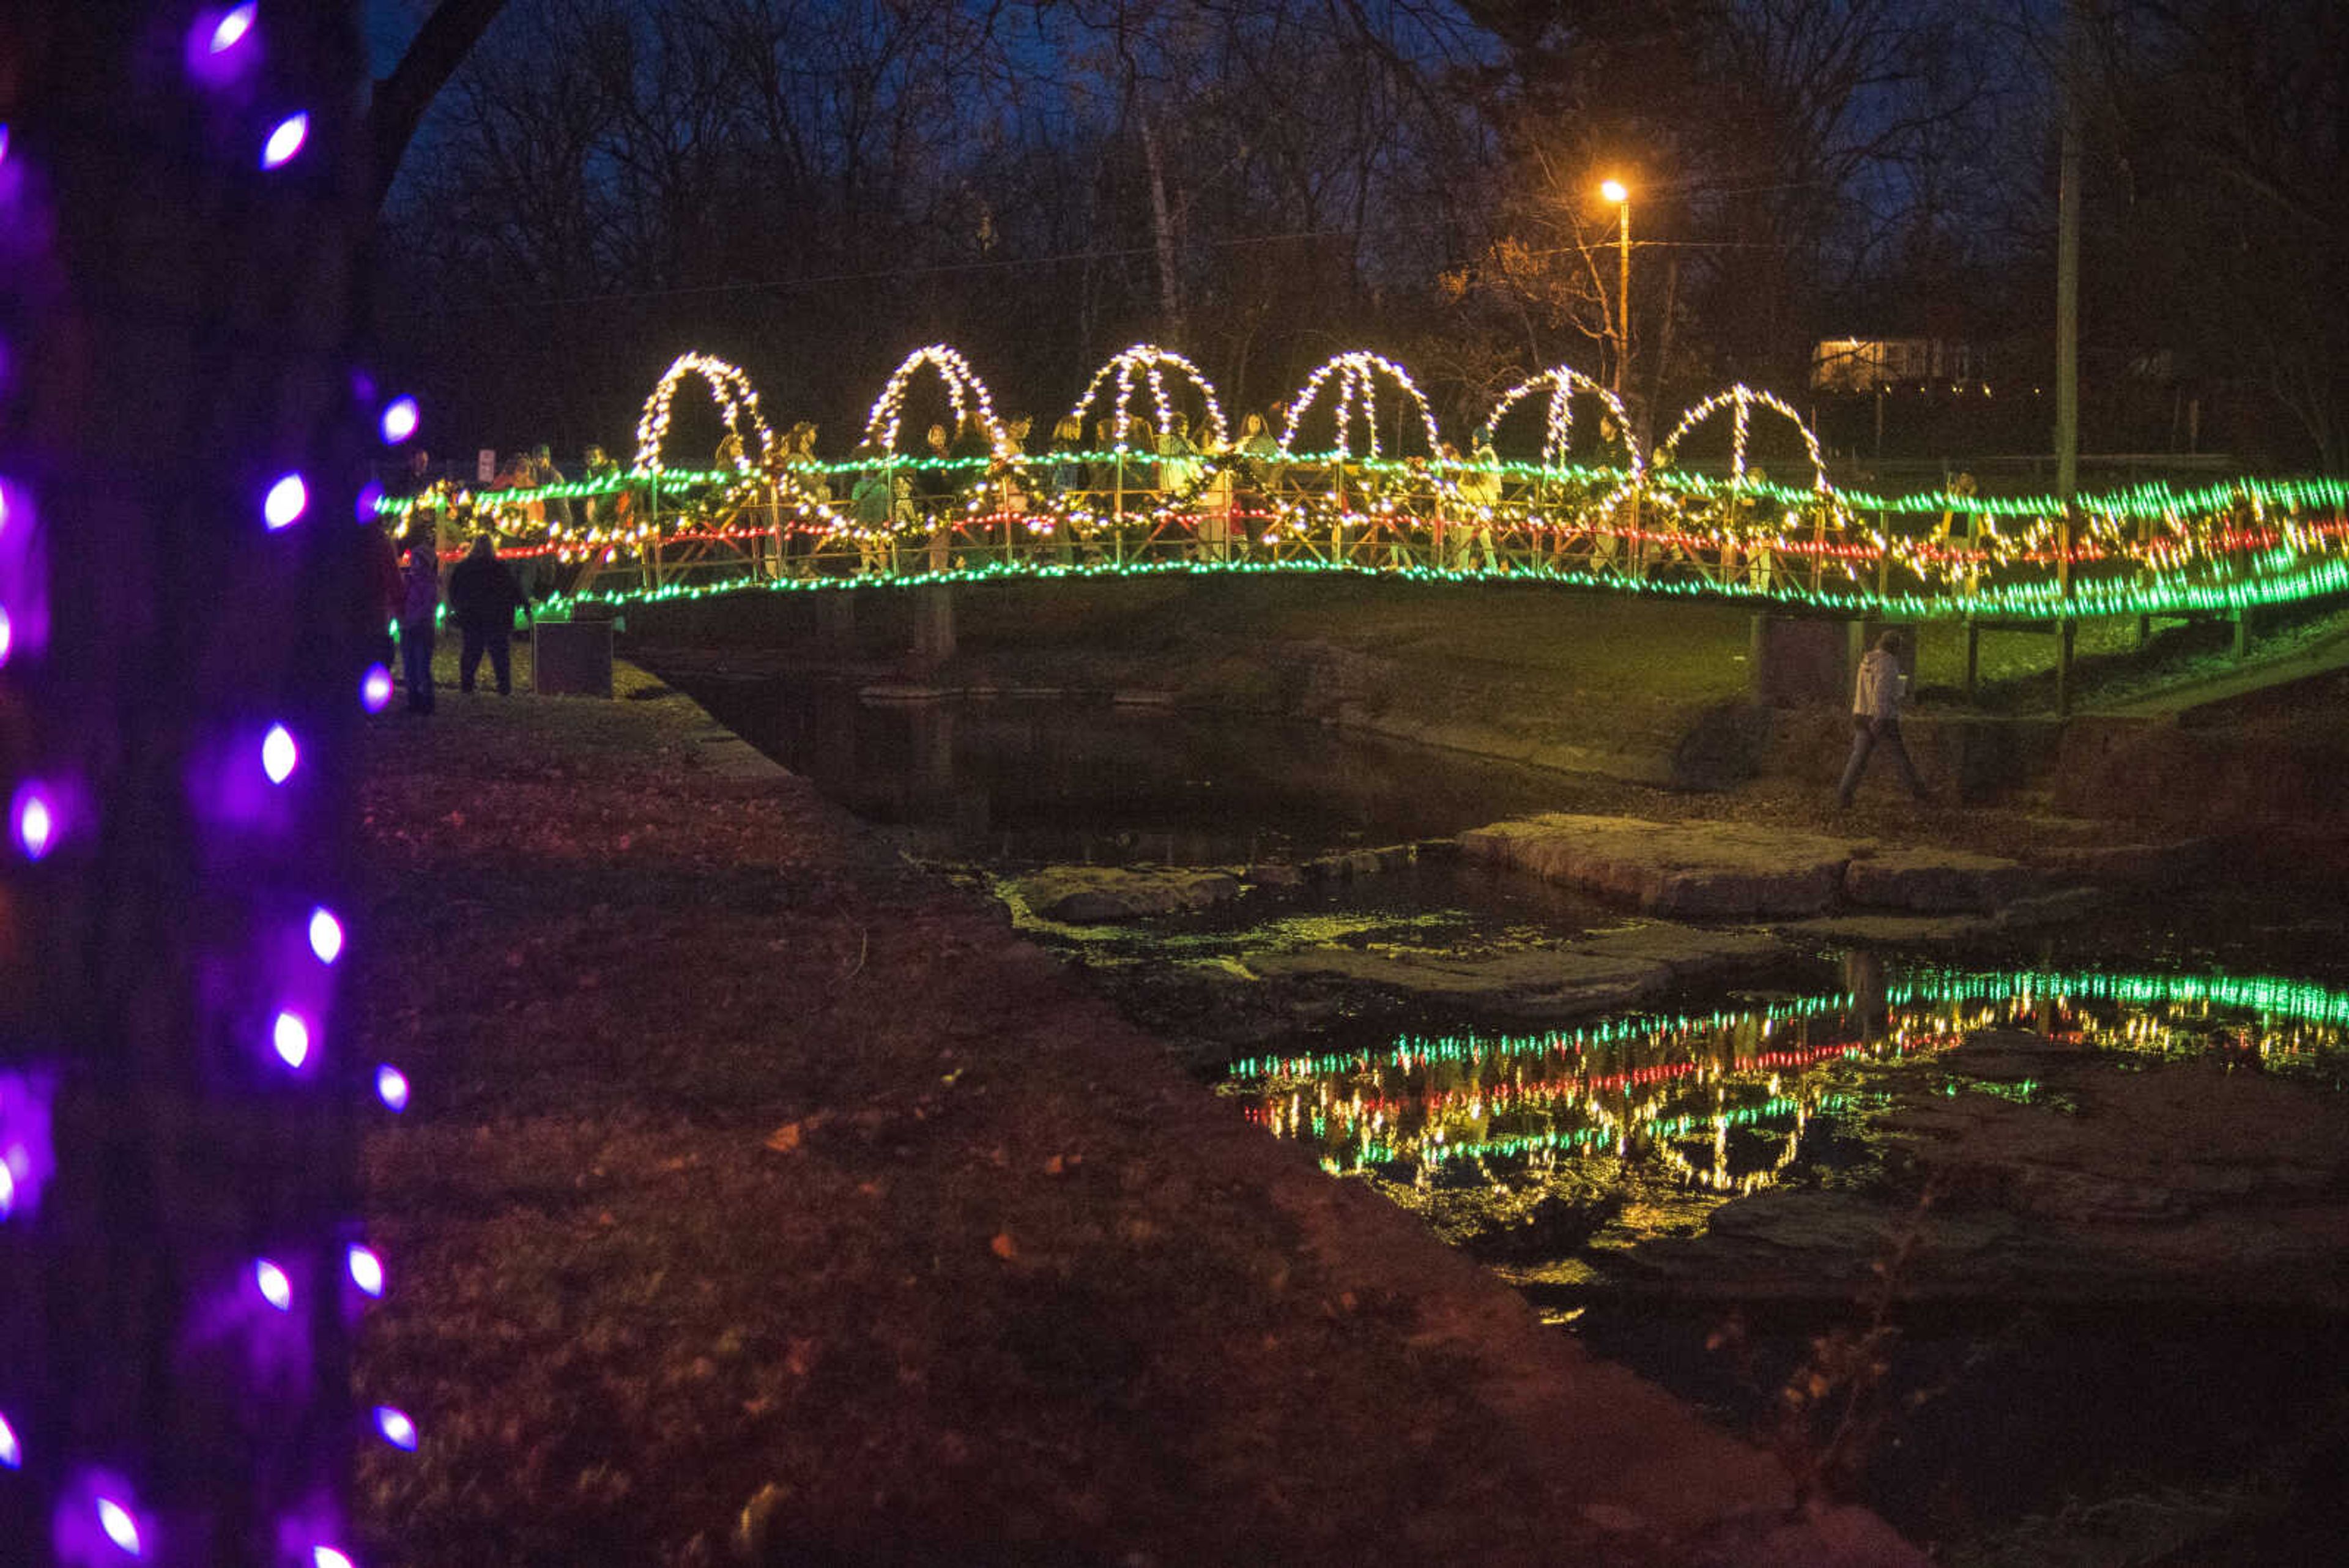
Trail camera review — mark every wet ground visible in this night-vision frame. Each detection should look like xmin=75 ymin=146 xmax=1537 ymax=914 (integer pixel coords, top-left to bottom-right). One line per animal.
xmin=676 ymin=673 xmax=2349 ymax=1564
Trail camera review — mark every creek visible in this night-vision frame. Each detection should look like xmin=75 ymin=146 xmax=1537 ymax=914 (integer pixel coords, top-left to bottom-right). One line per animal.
xmin=675 ymin=673 xmax=2349 ymax=1563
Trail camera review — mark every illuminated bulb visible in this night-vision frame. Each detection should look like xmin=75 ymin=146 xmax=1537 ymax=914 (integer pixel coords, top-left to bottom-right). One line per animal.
xmin=264 ymin=473 xmax=308 ymax=529
xmin=97 ymin=1498 xmax=143 ymax=1556
xmin=380 ymin=397 xmax=420 ymax=444
xmin=261 ymin=113 xmax=309 ymax=170
xmin=255 ymin=1258 xmax=292 ymax=1310
xmin=0 ymin=1410 xmax=17 ymax=1468
xmin=0 ymin=124 xmax=9 ymax=168
xmin=373 ymin=1405 xmax=418 ymax=1451
xmin=360 ymin=664 xmax=394 ymax=713
xmin=314 ymin=1550 xmax=357 ymax=1568
xmin=262 ymin=723 xmax=298 ymax=783
xmin=12 ymin=787 xmax=54 ymax=861
xmin=0 ymin=1162 xmax=12 ymax=1219
xmin=346 ymin=1244 xmax=384 ymax=1297
xmin=210 ymin=5 xmax=255 ymax=53
xmin=0 ymin=604 xmax=12 ymax=667
xmin=308 ymin=907 xmax=344 ymax=964
xmin=272 ymin=1011 xmax=310 ymax=1069
xmin=375 ymin=1064 xmax=409 ymax=1112
xmin=354 ymin=481 xmax=384 ymax=523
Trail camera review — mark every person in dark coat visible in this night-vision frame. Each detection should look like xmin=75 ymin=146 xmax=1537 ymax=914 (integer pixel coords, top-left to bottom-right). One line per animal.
xmin=398 ymin=530 xmax=440 ymax=714
xmin=447 ymin=534 xmax=527 ymax=696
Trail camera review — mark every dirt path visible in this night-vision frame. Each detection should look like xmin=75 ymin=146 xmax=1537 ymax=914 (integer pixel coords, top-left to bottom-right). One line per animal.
xmin=351 ymin=666 xmax=1919 ymax=1566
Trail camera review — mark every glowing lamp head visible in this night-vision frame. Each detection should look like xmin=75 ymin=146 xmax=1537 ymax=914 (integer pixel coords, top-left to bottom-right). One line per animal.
xmin=11 ymin=785 xmax=54 ymax=861
xmin=264 ymin=473 xmax=308 ymax=530
xmin=347 ymin=1244 xmax=385 ymax=1298
xmin=380 ymin=397 xmax=420 ymax=444
xmin=360 ymin=664 xmax=394 ymax=713
xmin=261 ymin=113 xmax=309 ymax=170
xmin=1600 ymin=178 xmax=1628 ymax=204
xmin=375 ymin=1064 xmax=410 ymax=1112
xmin=97 ymin=1497 xmax=143 ymax=1556
xmin=314 ymin=1550 xmax=357 ymax=1568
xmin=308 ymin=907 xmax=344 ymax=965
xmin=254 ymin=1258 xmax=292 ymax=1311
xmin=0 ymin=605 xmax=12 ymax=667
xmin=271 ymin=1011 xmax=311 ymax=1069
xmin=262 ymin=723 xmax=299 ymax=784
xmin=373 ymin=1405 xmax=418 ymax=1451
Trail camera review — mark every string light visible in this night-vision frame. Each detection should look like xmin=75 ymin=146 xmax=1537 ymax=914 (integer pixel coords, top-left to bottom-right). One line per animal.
xmin=97 ymin=1496 xmax=144 ymax=1556
xmin=11 ymin=781 xmax=55 ymax=860
xmin=0 ymin=1409 xmax=19 ymax=1468
xmin=264 ymin=474 xmax=307 ymax=530
xmin=209 ymin=5 xmax=256 ymax=54
xmin=379 ymin=397 xmax=419 ymax=444
xmin=261 ymin=723 xmax=299 ymax=783
xmin=360 ymin=664 xmax=393 ymax=713
xmin=346 ymin=1244 xmax=384 ymax=1298
xmin=308 ymin=907 xmax=343 ymax=964
xmin=373 ymin=1406 xmax=418 ymax=1451
xmin=259 ymin=113 xmax=309 ymax=171
xmin=374 ymin=1065 xmax=409 ymax=1112
xmin=254 ymin=1259 xmax=292 ymax=1312
xmin=271 ymin=1010 xmax=311 ymax=1069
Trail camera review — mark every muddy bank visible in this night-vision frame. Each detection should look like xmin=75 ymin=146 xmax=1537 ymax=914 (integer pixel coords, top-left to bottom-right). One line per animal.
xmin=350 ymin=661 xmax=1914 ymax=1566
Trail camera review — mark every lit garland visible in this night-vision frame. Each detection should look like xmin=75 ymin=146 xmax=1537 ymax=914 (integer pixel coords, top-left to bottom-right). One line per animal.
xmin=1068 ymin=343 xmax=1230 ymax=453
xmin=1224 ymin=965 xmax=2349 ymax=1192
xmin=1280 ymin=351 xmax=1444 ymax=459
xmin=634 ymin=351 xmax=774 ymax=475
xmin=375 ymin=347 xmax=2349 ymax=620
xmin=859 ymin=343 xmax=1010 ymax=457
xmin=1485 ymin=363 xmax=1641 ymax=477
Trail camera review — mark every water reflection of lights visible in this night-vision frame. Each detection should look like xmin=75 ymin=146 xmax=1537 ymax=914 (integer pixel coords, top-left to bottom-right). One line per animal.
xmin=1226 ymin=968 xmax=2349 ymax=1198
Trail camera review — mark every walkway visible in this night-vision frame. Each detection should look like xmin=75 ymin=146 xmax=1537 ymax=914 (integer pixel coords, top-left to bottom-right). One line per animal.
xmin=349 ymin=661 xmax=1919 ymax=1566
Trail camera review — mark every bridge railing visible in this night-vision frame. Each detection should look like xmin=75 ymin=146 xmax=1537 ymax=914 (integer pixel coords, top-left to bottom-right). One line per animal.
xmin=374 ymin=454 xmax=2349 ymax=622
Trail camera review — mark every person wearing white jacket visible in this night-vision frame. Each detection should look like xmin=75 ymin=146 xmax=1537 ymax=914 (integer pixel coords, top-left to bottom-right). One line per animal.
xmin=1836 ymin=628 xmax=1927 ymax=807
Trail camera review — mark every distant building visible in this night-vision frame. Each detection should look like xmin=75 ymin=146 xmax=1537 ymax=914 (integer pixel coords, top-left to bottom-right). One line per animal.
xmin=1810 ymin=338 xmax=1987 ymax=392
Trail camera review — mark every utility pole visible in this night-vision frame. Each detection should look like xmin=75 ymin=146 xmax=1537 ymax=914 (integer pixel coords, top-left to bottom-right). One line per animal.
xmin=2054 ymin=0 xmax=2085 ymax=715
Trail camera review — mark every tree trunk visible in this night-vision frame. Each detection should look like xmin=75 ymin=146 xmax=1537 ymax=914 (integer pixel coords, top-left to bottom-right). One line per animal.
xmin=1 ymin=3 xmax=373 ymax=1559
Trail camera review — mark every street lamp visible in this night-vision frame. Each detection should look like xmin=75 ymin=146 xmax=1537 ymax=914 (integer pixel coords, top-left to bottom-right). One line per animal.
xmin=1600 ymin=179 xmax=1631 ymax=401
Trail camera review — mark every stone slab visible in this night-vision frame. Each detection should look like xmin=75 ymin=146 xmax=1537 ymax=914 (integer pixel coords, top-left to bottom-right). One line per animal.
xmin=1012 ymin=866 xmax=1241 ymax=923
xmin=1841 ymin=847 xmax=2041 ymax=912
xmin=1459 ymin=813 xmax=1863 ymax=918
xmin=1242 ymin=923 xmax=1793 ymax=1021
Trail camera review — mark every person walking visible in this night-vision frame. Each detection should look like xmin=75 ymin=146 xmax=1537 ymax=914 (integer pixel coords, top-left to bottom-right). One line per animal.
xmin=1837 ymin=628 xmax=1926 ymax=808
xmin=397 ymin=529 xmax=440 ymax=715
xmin=448 ymin=534 xmax=527 ymax=696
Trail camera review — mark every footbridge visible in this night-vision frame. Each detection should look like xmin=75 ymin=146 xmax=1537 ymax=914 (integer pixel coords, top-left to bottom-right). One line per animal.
xmin=379 ymin=344 xmax=2349 ymax=628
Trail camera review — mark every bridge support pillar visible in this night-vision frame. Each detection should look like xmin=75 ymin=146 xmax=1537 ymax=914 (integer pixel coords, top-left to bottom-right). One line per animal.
xmin=911 ymin=585 xmax=956 ymax=670
xmin=815 ymin=592 xmax=857 ymax=654
xmin=1748 ymin=614 xmax=1846 ymax=707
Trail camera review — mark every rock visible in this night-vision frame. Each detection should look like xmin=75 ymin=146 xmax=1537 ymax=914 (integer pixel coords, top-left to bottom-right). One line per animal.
xmin=1242 ymin=922 xmax=1792 ymax=1021
xmin=1244 ymin=945 xmax=1666 ymax=1019
xmin=1841 ymin=848 xmax=2039 ymax=912
xmin=1014 ymin=866 xmax=1241 ymax=923
xmin=1991 ymin=886 xmax=2104 ymax=931
xmin=1460 ymin=813 xmax=1861 ymax=918
xmin=1245 ymin=862 xmax=1307 ymax=888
